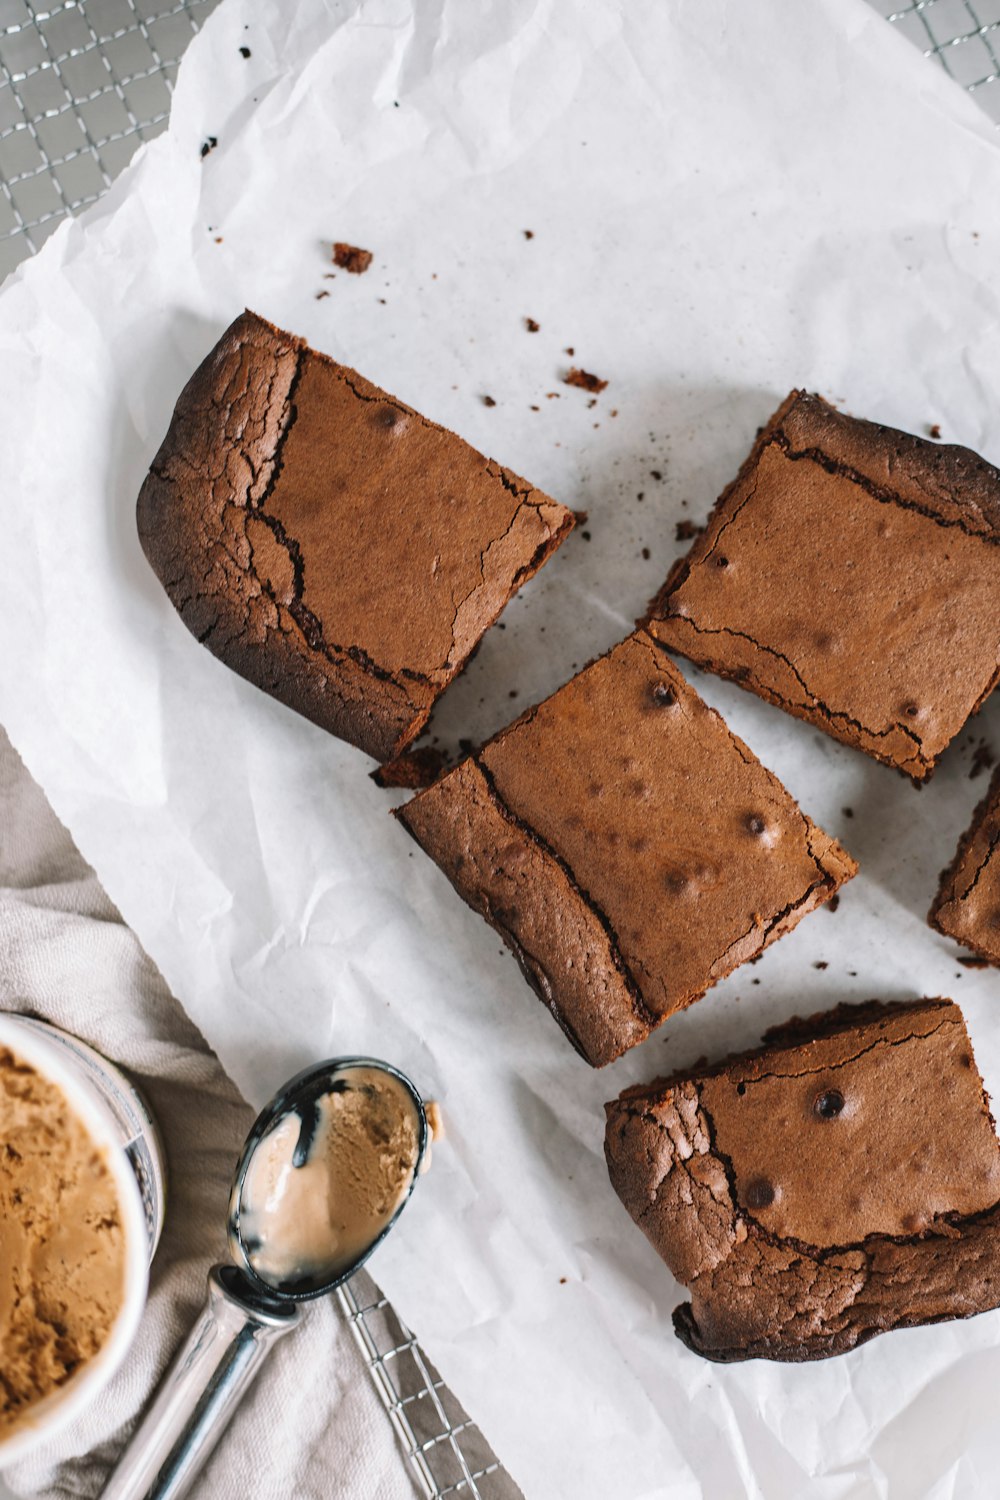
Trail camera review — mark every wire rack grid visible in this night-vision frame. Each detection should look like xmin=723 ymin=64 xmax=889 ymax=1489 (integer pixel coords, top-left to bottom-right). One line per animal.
xmin=870 ymin=0 xmax=1000 ymax=102
xmin=0 ymin=0 xmax=996 ymax=1496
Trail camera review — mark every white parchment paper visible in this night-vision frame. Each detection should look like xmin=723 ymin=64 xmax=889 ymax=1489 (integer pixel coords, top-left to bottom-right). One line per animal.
xmin=4 ymin=2 xmax=1000 ymax=1494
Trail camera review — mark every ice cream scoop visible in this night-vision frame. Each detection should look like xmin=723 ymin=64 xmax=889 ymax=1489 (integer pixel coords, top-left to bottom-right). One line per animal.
xmin=230 ymin=1063 xmax=424 ymax=1297
xmin=104 ymin=1056 xmax=427 ymax=1500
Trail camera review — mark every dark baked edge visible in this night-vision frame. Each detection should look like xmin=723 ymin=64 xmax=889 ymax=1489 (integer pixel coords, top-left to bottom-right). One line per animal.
xmin=137 ymin=309 xmax=575 ymax=764
xmin=613 ymin=997 xmax=951 ymax=1104
xmin=644 ymin=391 xmax=1000 ymax=783
xmin=397 ymin=632 xmax=854 ymax=1065
xmin=606 ymin=997 xmax=1000 ymax=1363
xmin=929 ymin=763 xmax=1000 ymax=964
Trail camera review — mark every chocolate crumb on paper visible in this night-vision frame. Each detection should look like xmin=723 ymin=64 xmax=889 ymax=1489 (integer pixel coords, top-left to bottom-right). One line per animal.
xmin=827 ymin=894 xmax=840 ymax=913
xmin=564 ymin=367 xmax=608 ymax=394
xmin=373 ymin=746 xmax=451 ymax=790
xmin=675 ymin=519 xmax=704 ymax=542
xmin=200 ymin=136 xmax=218 ymax=158
xmin=239 ymin=45 xmax=251 ymax=58
xmin=524 ymin=317 xmax=540 ymax=333
xmin=332 ymin=242 xmax=373 ymax=274
xmin=928 ymin=423 xmax=942 ymax=439
xmin=970 ymin=741 xmax=995 ymax=780
xmin=481 ymin=395 xmax=497 ymax=408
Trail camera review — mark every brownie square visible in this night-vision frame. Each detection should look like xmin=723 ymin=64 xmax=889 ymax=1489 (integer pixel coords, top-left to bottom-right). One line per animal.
xmin=647 ymin=391 xmax=1000 ymax=781
xmin=396 ymin=631 xmax=855 ymax=1066
xmin=930 ymin=764 xmax=1000 ymax=962
xmin=137 ymin=311 xmax=574 ymax=763
xmin=606 ymin=998 xmax=1000 ymax=1363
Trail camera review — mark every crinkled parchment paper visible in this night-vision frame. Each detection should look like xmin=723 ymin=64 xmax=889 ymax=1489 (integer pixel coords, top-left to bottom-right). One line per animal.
xmin=3 ymin=2 xmax=1000 ymax=1494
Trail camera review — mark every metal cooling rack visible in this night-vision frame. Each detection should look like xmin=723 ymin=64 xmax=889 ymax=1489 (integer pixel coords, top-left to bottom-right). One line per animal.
xmin=871 ymin=0 xmax=1000 ymax=107
xmin=0 ymin=1 xmax=995 ymax=1496
xmin=339 ymin=1271 xmax=521 ymax=1500
xmin=0 ymin=0 xmax=219 ymax=280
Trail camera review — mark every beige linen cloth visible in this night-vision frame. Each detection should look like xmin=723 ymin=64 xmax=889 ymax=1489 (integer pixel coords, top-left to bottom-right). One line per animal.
xmin=0 ymin=725 xmax=418 ymax=1500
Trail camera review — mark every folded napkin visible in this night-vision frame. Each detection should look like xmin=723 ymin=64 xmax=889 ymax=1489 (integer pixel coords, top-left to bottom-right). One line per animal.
xmin=0 ymin=726 xmax=418 ymax=1500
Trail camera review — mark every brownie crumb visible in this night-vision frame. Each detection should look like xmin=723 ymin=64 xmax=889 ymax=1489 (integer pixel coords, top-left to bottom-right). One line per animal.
xmin=315 ymin=290 xmax=330 ymax=300
xmin=523 ymin=229 xmax=534 ymax=239
xmin=842 ymin=807 xmax=854 ymax=819
xmin=641 ymin=547 xmax=651 ymax=560
xmin=928 ymin=423 xmax=942 ymax=440
xmin=650 ymin=469 xmax=663 ymax=481
xmin=751 ymin=977 xmax=761 ymax=985
xmin=458 ymin=738 xmax=475 ymax=756
xmin=559 ymin=1277 xmax=567 ymax=1285
xmin=675 ymin=519 xmax=704 ymax=542
xmin=200 ymin=136 xmax=218 ymax=158
xmin=564 ymin=347 xmax=575 ymax=357
xmin=239 ymin=45 xmax=251 ymax=58
xmin=524 ymin=317 xmax=540 ymax=333
xmin=332 ymin=242 xmax=373 ymax=274
xmin=827 ymin=894 xmax=840 ymax=913
xmin=959 ymin=955 xmax=992 ymax=969
xmin=636 ymin=492 xmax=645 ymax=502
xmin=581 ymin=530 xmax=592 ymax=541
xmin=481 ymin=395 xmax=497 ymax=408
xmin=530 ymin=404 xmax=540 ymax=412
xmin=572 ymin=509 xmax=589 ymax=525
xmin=813 ymin=961 xmax=829 ymax=970
xmin=372 ymin=745 xmax=450 ymax=790
xmin=564 ymin=367 xmax=607 ymax=394
xmin=970 ymin=742 xmax=995 ymax=780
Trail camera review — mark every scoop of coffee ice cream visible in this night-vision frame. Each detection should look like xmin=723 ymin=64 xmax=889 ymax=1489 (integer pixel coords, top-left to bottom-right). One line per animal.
xmin=237 ymin=1066 xmax=421 ymax=1290
xmin=0 ymin=1046 xmax=126 ymax=1439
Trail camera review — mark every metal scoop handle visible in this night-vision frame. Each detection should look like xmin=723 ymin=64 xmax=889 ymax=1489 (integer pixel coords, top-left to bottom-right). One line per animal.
xmin=102 ymin=1265 xmax=300 ymax=1500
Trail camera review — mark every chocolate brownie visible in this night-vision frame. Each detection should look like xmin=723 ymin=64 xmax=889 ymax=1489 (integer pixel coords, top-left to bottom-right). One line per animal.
xmin=396 ymin=631 xmax=855 ymax=1066
xmin=930 ymin=764 xmax=1000 ymax=963
xmin=137 ymin=312 xmax=574 ymax=763
xmin=606 ymin=998 xmax=1000 ymax=1362
xmin=647 ymin=392 xmax=1000 ymax=781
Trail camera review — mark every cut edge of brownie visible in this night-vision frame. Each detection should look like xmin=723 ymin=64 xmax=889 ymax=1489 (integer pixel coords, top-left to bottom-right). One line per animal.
xmin=605 ymin=996 xmax=1000 ymax=1363
xmin=612 ymin=997 xmax=952 ymax=1105
xmin=137 ymin=309 xmax=575 ymax=765
xmin=395 ymin=630 xmax=856 ymax=1067
xmin=645 ymin=391 xmax=1000 ymax=783
xmin=929 ymin=763 xmax=1000 ymax=965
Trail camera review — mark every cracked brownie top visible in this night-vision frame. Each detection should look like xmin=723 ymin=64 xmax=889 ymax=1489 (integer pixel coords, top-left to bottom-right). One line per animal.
xmin=647 ymin=391 xmax=1000 ymax=781
xmin=397 ymin=632 xmax=855 ymax=1065
xmin=606 ymin=998 xmax=1000 ymax=1362
xmin=930 ymin=762 xmax=1000 ymax=964
xmin=136 ymin=311 xmax=575 ymax=764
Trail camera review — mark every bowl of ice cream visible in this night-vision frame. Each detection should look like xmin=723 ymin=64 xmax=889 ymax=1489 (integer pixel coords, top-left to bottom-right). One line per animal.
xmin=0 ymin=1013 xmax=159 ymax=1464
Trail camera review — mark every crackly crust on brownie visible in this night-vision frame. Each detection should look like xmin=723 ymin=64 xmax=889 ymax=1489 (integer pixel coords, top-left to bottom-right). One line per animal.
xmin=646 ymin=391 xmax=1000 ymax=782
xmin=396 ymin=631 xmax=855 ymax=1067
xmin=930 ymin=764 xmax=1000 ymax=964
xmin=605 ymin=998 xmax=1000 ymax=1362
xmin=136 ymin=310 xmax=574 ymax=764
